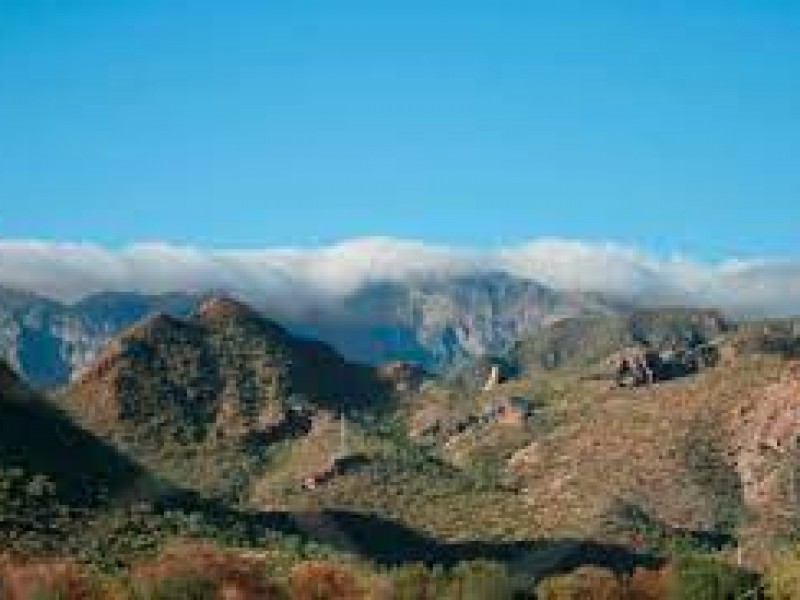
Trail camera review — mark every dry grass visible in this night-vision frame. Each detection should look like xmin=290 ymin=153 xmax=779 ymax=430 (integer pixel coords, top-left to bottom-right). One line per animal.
xmin=0 ymin=555 xmax=105 ymax=600
xmin=130 ymin=542 xmax=285 ymax=599
xmin=537 ymin=564 xmax=673 ymax=600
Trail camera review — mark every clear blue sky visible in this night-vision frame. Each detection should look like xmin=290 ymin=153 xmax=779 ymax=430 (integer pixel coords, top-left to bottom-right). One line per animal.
xmin=1 ymin=1 xmax=798 ymax=259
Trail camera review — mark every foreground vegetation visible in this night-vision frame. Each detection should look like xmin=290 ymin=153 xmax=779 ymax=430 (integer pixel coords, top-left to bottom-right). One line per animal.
xmin=15 ymin=541 xmax=800 ymax=599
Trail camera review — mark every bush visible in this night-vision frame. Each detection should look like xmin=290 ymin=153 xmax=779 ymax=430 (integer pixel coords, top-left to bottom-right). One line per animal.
xmin=536 ymin=565 xmax=676 ymax=600
xmin=289 ymin=560 xmax=366 ymax=599
xmin=388 ymin=563 xmax=447 ymax=600
xmin=537 ymin=566 xmax=622 ymax=600
xmin=135 ymin=574 xmax=216 ymax=600
xmin=627 ymin=565 xmax=673 ymax=600
xmin=445 ymin=560 xmax=516 ymax=600
xmin=764 ymin=548 xmax=800 ymax=600
xmin=131 ymin=542 xmax=285 ymax=600
xmin=0 ymin=556 xmax=103 ymax=600
xmin=670 ymin=553 xmax=757 ymax=600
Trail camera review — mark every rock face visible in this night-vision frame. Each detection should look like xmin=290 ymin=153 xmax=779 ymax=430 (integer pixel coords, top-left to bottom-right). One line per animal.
xmin=64 ymin=297 xmax=390 ymax=445
xmin=0 ymin=287 xmax=197 ymax=387
xmin=303 ymin=272 xmax=615 ymax=372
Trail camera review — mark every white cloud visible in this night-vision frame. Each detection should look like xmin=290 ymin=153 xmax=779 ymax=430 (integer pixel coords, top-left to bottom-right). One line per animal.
xmin=0 ymin=236 xmax=798 ymax=317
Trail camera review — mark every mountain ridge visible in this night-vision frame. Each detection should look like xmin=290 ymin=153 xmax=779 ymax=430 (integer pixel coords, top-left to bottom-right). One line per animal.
xmin=0 ymin=272 xmax=619 ymax=386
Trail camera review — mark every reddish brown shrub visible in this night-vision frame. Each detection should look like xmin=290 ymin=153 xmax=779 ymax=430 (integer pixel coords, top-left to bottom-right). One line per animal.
xmin=0 ymin=555 xmax=100 ymax=600
xmin=538 ymin=564 xmax=673 ymax=600
xmin=131 ymin=542 xmax=285 ymax=600
xmin=289 ymin=560 xmax=366 ymax=600
xmin=626 ymin=565 xmax=672 ymax=600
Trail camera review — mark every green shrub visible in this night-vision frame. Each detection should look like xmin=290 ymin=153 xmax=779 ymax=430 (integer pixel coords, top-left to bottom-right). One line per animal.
xmin=670 ymin=553 xmax=757 ymax=600
xmin=536 ymin=567 xmax=621 ymax=600
xmin=445 ymin=560 xmax=516 ymax=600
xmin=134 ymin=573 xmax=216 ymax=600
xmin=764 ymin=548 xmax=800 ymax=600
xmin=388 ymin=563 xmax=446 ymax=600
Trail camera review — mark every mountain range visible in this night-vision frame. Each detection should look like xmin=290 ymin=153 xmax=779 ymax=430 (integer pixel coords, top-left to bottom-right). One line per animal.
xmin=0 ymin=272 xmax=617 ymax=387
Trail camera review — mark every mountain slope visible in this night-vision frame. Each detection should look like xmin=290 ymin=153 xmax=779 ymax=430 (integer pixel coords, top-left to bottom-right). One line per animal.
xmin=62 ymin=296 xmax=392 ymax=497
xmin=0 ymin=358 xmax=181 ymax=559
xmin=503 ymin=354 xmax=798 ymax=548
xmin=401 ymin=313 xmax=800 ymax=561
xmin=507 ymin=307 xmax=731 ymax=373
xmin=0 ymin=359 xmax=149 ymax=506
xmin=0 ymin=358 xmax=357 ymax=567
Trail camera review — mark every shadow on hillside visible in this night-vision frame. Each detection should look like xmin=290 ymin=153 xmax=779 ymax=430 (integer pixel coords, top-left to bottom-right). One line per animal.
xmin=175 ymin=494 xmax=663 ymax=579
xmin=0 ymin=383 xmax=155 ymax=506
xmin=287 ymin=509 xmax=664 ymax=578
xmin=608 ymin=499 xmax=734 ymax=554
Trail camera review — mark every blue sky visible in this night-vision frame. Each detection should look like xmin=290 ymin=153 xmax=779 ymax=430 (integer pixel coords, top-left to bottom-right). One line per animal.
xmin=1 ymin=1 xmax=798 ymax=259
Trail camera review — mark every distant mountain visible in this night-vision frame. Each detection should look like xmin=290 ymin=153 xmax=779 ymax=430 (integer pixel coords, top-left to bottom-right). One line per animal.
xmin=0 ymin=273 xmax=616 ymax=385
xmin=299 ymin=272 xmax=618 ymax=372
xmin=61 ymin=297 xmax=391 ymax=496
xmin=0 ymin=286 xmax=197 ymax=386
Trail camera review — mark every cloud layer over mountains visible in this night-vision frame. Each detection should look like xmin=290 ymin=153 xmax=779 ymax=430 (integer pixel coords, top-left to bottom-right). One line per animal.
xmin=1 ymin=237 xmax=798 ymax=317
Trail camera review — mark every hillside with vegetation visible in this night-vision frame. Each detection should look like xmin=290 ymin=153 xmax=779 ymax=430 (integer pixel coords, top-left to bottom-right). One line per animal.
xmin=0 ymin=357 xmax=270 ymax=566
xmin=395 ymin=312 xmax=800 ymax=563
xmin=5 ymin=297 xmax=800 ymax=598
xmin=60 ymin=297 xmax=394 ymax=500
xmin=507 ymin=307 xmax=731 ymax=374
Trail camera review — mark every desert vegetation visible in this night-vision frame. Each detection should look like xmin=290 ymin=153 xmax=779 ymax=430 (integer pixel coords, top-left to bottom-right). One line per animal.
xmin=15 ymin=543 xmax=800 ymax=599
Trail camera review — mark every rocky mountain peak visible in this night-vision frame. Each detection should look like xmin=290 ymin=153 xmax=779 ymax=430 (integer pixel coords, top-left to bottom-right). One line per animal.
xmin=195 ymin=296 xmax=261 ymax=323
xmin=63 ymin=297 xmax=390 ymax=448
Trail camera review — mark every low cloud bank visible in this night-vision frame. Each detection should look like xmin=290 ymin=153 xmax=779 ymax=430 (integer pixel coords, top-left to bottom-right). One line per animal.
xmin=0 ymin=237 xmax=798 ymax=317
